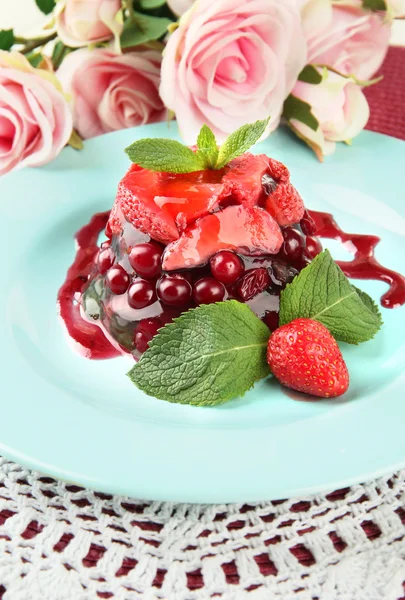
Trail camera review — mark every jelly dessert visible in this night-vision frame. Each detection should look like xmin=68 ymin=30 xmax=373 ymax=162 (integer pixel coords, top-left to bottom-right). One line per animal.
xmin=58 ymin=123 xmax=405 ymax=368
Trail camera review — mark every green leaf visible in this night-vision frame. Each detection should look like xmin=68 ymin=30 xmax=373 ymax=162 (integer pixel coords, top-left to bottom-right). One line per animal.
xmin=51 ymin=41 xmax=72 ymax=70
xmin=139 ymin=0 xmax=167 ymax=8
xmin=363 ymin=0 xmax=387 ymax=10
xmin=353 ymin=286 xmax=383 ymax=328
xmin=128 ymin=301 xmax=271 ymax=406
xmin=35 ymin=0 xmax=56 ymax=15
xmin=120 ymin=11 xmax=172 ymax=47
xmin=196 ymin=125 xmax=218 ymax=169
xmin=298 ymin=65 xmax=322 ymax=85
xmin=283 ymin=95 xmax=319 ymax=131
xmin=216 ymin=118 xmax=270 ymax=170
xmin=26 ymin=52 xmax=43 ymax=68
xmin=125 ymin=138 xmax=205 ymax=172
xmin=0 ymin=29 xmax=14 ymax=51
xmin=279 ymin=250 xmax=383 ymax=344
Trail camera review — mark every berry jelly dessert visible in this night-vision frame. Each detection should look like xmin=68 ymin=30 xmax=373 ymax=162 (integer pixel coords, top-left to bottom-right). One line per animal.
xmin=59 ymin=149 xmax=328 ymax=359
xmin=58 ymin=133 xmax=405 ymax=363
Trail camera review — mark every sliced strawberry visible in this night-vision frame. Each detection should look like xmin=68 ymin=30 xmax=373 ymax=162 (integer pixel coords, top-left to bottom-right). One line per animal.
xmin=263 ymin=158 xmax=305 ymax=226
xmin=162 ymin=205 xmax=283 ymax=271
xmin=222 ymin=153 xmax=270 ymax=206
xmin=108 ymin=165 xmax=228 ymax=244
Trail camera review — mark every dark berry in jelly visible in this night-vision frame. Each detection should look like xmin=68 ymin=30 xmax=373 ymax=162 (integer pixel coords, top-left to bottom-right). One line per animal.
xmin=210 ymin=250 xmax=244 ymax=285
xmin=128 ymin=243 xmax=163 ymax=279
xmin=300 ymin=210 xmax=317 ymax=235
xmin=270 ymin=261 xmax=298 ymax=288
xmin=157 ymin=274 xmax=192 ymax=306
xmin=106 ymin=265 xmax=130 ymax=294
xmin=306 ymin=236 xmax=323 ymax=258
xmin=128 ymin=278 xmax=157 ymax=309
xmin=281 ymin=227 xmax=305 ymax=261
xmin=134 ymin=318 xmax=161 ymax=353
xmin=97 ymin=248 xmax=114 ymax=274
xmin=236 ymin=268 xmax=270 ymax=301
xmin=193 ymin=277 xmax=226 ymax=304
xmin=263 ymin=310 xmax=279 ymax=331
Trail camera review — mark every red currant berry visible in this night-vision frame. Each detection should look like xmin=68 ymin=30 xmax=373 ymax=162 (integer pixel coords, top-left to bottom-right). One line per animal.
xmin=134 ymin=318 xmax=161 ymax=354
xmin=127 ymin=278 xmax=156 ymax=309
xmin=128 ymin=243 xmax=163 ymax=279
xmin=97 ymin=248 xmax=114 ymax=274
xmin=156 ymin=274 xmax=192 ymax=306
xmin=210 ymin=251 xmax=244 ymax=285
xmin=305 ymin=236 xmax=323 ymax=258
xmin=300 ymin=210 xmax=317 ymax=235
xmin=193 ymin=277 xmax=226 ymax=304
xmin=281 ymin=227 xmax=305 ymax=261
xmin=105 ymin=265 xmax=130 ymax=295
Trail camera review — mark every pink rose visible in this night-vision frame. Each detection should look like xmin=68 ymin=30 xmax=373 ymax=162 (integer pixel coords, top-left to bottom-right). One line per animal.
xmin=289 ymin=68 xmax=369 ymax=159
xmin=58 ymin=48 xmax=165 ymax=139
xmin=0 ymin=52 xmax=72 ymax=177
xmin=167 ymin=0 xmax=194 ymax=16
xmin=160 ymin=0 xmax=307 ymax=144
xmin=55 ymin=0 xmax=123 ymax=48
xmin=300 ymin=1 xmax=390 ymax=80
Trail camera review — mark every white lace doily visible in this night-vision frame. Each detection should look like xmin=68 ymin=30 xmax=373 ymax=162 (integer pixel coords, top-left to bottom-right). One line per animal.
xmin=0 ymin=458 xmax=404 ymax=599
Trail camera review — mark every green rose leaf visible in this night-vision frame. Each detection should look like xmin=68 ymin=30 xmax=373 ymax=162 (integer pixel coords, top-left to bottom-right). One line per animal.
xmin=0 ymin=29 xmax=15 ymax=51
xmin=128 ymin=301 xmax=271 ymax=406
xmin=279 ymin=250 xmax=383 ymax=344
xmin=35 ymin=0 xmax=56 ymax=15
xmin=120 ymin=12 xmax=172 ymax=47
xmin=283 ymin=94 xmax=319 ymax=132
xmin=298 ymin=65 xmax=323 ymax=85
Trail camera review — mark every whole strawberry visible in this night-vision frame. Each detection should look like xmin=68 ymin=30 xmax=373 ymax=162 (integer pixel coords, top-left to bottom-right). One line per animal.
xmin=267 ymin=318 xmax=349 ymax=398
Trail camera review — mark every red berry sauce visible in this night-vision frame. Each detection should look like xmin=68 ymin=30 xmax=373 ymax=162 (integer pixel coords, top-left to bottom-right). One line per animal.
xmin=58 ymin=208 xmax=405 ymax=361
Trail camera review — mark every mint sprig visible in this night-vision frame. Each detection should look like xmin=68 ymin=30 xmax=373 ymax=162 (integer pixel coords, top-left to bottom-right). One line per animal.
xmin=127 ymin=301 xmax=271 ymax=406
xmin=125 ymin=118 xmax=270 ymax=173
xmin=279 ymin=250 xmax=383 ymax=344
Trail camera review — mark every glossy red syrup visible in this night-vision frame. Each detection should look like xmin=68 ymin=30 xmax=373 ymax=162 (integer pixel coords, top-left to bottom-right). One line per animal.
xmin=309 ymin=210 xmax=405 ymax=309
xmin=57 ymin=211 xmax=120 ymax=359
xmin=58 ymin=209 xmax=405 ymax=361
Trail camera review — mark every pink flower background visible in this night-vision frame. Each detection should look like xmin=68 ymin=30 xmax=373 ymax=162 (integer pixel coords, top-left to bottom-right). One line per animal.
xmin=0 ymin=0 xmax=400 ymax=176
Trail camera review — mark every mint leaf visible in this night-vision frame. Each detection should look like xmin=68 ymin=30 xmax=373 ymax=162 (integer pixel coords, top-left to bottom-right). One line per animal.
xmin=35 ymin=0 xmax=56 ymax=14
xmin=279 ymin=250 xmax=382 ymax=344
xmin=121 ymin=12 xmax=172 ymax=47
xmin=283 ymin=95 xmax=319 ymax=131
xmin=128 ymin=301 xmax=271 ymax=406
xmin=216 ymin=118 xmax=270 ymax=170
xmin=125 ymin=138 xmax=204 ymax=173
xmin=0 ymin=29 xmax=14 ymax=51
xmin=197 ymin=125 xmax=218 ymax=169
xmin=298 ymin=65 xmax=322 ymax=85
xmin=353 ymin=286 xmax=383 ymax=327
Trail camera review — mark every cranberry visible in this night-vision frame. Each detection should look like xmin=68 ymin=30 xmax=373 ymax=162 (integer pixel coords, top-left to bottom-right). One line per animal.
xmin=306 ymin=236 xmax=323 ymax=258
xmin=134 ymin=318 xmax=161 ymax=354
xmin=128 ymin=243 xmax=163 ymax=279
xmin=157 ymin=274 xmax=192 ymax=306
xmin=193 ymin=277 xmax=226 ymax=304
xmin=105 ymin=265 xmax=130 ymax=295
xmin=300 ymin=210 xmax=317 ymax=235
xmin=97 ymin=248 xmax=115 ymax=274
xmin=236 ymin=268 xmax=270 ymax=301
xmin=264 ymin=310 xmax=279 ymax=331
xmin=270 ymin=261 xmax=298 ymax=288
xmin=210 ymin=251 xmax=244 ymax=285
xmin=128 ymin=278 xmax=156 ymax=309
xmin=281 ymin=227 xmax=305 ymax=261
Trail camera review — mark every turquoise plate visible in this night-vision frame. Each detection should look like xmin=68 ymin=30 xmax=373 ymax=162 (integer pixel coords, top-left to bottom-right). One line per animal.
xmin=1 ymin=123 xmax=405 ymax=503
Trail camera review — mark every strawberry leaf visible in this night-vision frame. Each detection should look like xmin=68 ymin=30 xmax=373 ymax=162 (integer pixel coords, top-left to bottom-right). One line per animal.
xmin=196 ymin=125 xmax=218 ymax=169
xmin=128 ymin=301 xmax=271 ymax=406
xmin=216 ymin=118 xmax=270 ymax=169
xmin=125 ymin=138 xmax=205 ymax=173
xmin=279 ymin=250 xmax=383 ymax=344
